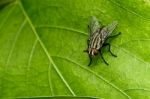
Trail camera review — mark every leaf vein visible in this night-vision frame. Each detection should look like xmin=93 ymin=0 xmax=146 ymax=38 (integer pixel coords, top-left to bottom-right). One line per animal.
xmin=5 ymin=19 xmax=27 ymax=70
xmin=19 ymin=1 xmax=76 ymax=96
xmin=52 ymin=55 xmax=131 ymax=99
xmin=114 ymin=45 xmax=149 ymax=65
xmin=48 ymin=63 xmax=54 ymax=96
xmin=27 ymin=39 xmax=38 ymax=68
xmin=35 ymin=25 xmax=87 ymax=36
xmin=108 ymin=0 xmax=149 ymax=20
xmin=124 ymin=88 xmax=150 ymax=92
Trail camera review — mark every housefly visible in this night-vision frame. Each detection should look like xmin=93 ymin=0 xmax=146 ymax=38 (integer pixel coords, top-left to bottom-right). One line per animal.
xmin=84 ymin=16 xmax=121 ymax=66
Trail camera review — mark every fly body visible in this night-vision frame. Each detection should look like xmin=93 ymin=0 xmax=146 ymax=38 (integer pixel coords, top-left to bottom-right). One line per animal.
xmin=84 ymin=16 xmax=121 ymax=66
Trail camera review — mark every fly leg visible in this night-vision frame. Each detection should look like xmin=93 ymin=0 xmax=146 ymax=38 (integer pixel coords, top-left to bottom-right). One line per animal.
xmin=88 ymin=25 xmax=91 ymax=33
xmin=83 ymin=39 xmax=90 ymax=52
xmin=83 ymin=50 xmax=88 ymax=52
xmin=88 ymin=55 xmax=92 ymax=66
xmin=83 ymin=36 xmax=92 ymax=66
xmin=87 ymin=39 xmax=90 ymax=46
xmin=99 ymin=49 xmax=109 ymax=65
xmin=102 ymin=43 xmax=117 ymax=57
xmin=83 ymin=50 xmax=92 ymax=66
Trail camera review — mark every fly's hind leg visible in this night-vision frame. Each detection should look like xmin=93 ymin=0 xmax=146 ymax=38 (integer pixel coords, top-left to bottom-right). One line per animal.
xmin=99 ymin=49 xmax=109 ymax=65
xmin=102 ymin=43 xmax=117 ymax=57
xmin=107 ymin=32 xmax=121 ymax=40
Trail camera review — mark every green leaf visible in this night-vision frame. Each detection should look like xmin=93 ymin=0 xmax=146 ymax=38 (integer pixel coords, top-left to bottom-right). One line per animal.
xmin=0 ymin=0 xmax=150 ymax=99
xmin=0 ymin=0 xmax=14 ymax=8
xmin=18 ymin=96 xmax=98 ymax=99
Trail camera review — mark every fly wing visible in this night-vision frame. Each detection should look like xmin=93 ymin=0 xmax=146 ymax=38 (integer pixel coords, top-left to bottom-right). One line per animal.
xmin=106 ymin=21 xmax=118 ymax=36
xmin=89 ymin=16 xmax=102 ymax=36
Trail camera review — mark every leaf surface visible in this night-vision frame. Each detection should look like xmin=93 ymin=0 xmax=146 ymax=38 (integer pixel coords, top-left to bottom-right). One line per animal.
xmin=0 ymin=0 xmax=150 ymax=99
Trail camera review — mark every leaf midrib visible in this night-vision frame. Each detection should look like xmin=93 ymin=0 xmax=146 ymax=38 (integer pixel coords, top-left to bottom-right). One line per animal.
xmin=18 ymin=0 xmax=76 ymax=96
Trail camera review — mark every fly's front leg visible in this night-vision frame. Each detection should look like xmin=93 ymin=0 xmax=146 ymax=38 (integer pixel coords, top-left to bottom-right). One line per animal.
xmin=88 ymin=55 xmax=92 ymax=66
xmin=84 ymin=49 xmax=92 ymax=66
xmin=83 ymin=50 xmax=88 ymax=52
xmin=87 ymin=39 xmax=90 ymax=46
xmin=83 ymin=39 xmax=90 ymax=52
xmin=88 ymin=25 xmax=91 ymax=33
xmin=102 ymin=43 xmax=117 ymax=57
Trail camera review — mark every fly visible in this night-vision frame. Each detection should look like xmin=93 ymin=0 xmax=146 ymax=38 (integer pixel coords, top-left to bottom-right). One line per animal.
xmin=84 ymin=16 xmax=121 ymax=66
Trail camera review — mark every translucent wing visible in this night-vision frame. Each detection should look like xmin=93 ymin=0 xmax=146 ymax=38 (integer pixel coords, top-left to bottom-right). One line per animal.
xmin=89 ymin=16 xmax=102 ymax=36
xmin=106 ymin=21 xmax=118 ymax=36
